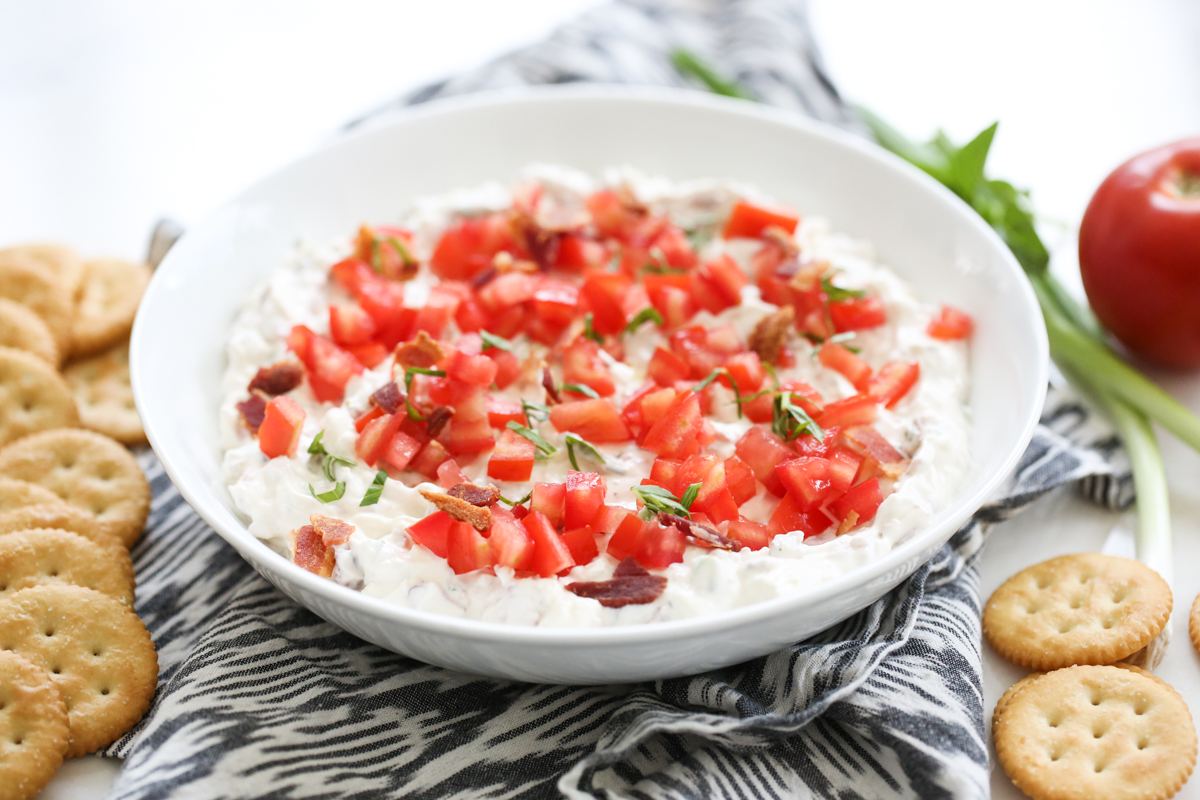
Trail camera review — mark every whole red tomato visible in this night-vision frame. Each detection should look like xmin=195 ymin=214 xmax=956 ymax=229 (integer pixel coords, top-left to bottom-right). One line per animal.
xmin=1079 ymin=137 xmax=1200 ymax=369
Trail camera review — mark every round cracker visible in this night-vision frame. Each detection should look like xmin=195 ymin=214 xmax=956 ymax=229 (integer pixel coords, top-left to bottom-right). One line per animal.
xmin=0 ymin=430 xmax=148 ymax=548
xmin=69 ymin=259 xmax=150 ymax=359
xmin=0 ymin=245 xmax=85 ymax=300
xmin=1190 ymin=593 xmax=1200 ymax=659
xmin=993 ymin=664 xmax=1196 ymax=800
xmin=63 ymin=341 xmax=145 ymax=446
xmin=983 ymin=554 xmax=1172 ymax=671
xmin=0 ymin=585 xmax=156 ymax=757
xmin=0 ymin=650 xmax=70 ymax=800
xmin=0 ymin=299 xmax=58 ymax=368
xmin=0 ymin=480 xmax=63 ymax=517
xmin=0 ymin=347 xmax=79 ymax=447
xmin=0 ymin=254 xmax=72 ymax=356
xmin=992 ymin=671 xmax=1044 ymax=736
xmin=0 ymin=504 xmax=121 ymax=551
xmin=0 ymin=529 xmax=134 ymax=605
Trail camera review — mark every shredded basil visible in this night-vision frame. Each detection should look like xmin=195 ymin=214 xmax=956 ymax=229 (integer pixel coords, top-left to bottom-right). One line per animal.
xmin=307 ymin=430 xmax=357 ymax=500
xmin=623 ymin=307 xmax=664 ymax=334
xmin=582 ymin=314 xmax=604 ymax=345
xmin=359 ymin=470 xmax=388 ymax=506
xmin=480 ymin=330 xmax=513 ymax=352
xmin=403 ymin=366 xmax=446 ymax=392
xmin=386 ymin=235 xmax=416 ymax=267
xmin=309 ymin=482 xmax=346 ymax=503
xmin=772 ymin=393 xmax=825 ymax=442
xmin=632 ymin=484 xmax=693 ymax=521
xmin=679 ymin=482 xmax=702 ymax=511
xmin=694 ymin=368 xmax=744 ymax=418
xmin=506 ymin=421 xmax=557 ymax=458
xmin=820 ymin=275 xmax=867 ymax=303
xmin=564 ymin=433 xmax=606 ymax=471
xmin=498 ymin=490 xmax=533 ymax=507
xmin=561 ymin=383 xmax=600 ymax=399
xmin=522 ymin=399 xmax=551 ymax=422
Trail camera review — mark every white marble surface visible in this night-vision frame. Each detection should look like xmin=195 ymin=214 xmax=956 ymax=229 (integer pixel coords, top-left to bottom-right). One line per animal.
xmin=3 ymin=1 xmax=1198 ymax=797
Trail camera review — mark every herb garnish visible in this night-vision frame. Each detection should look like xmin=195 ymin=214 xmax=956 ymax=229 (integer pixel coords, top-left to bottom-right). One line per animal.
xmin=498 ymin=490 xmax=533 ymax=507
xmin=582 ymin=314 xmax=604 ymax=345
xmin=480 ymin=330 xmax=513 ymax=352
xmin=359 ymin=470 xmax=388 ymax=506
xmin=387 ymin=236 xmax=416 ymax=267
xmin=307 ymin=430 xmax=356 ymax=503
xmin=402 ymin=367 xmax=446 ymax=422
xmin=506 ymin=421 xmax=558 ymax=458
xmin=564 ymin=433 xmax=606 ymax=471
xmin=561 ymin=383 xmax=600 ymax=399
xmin=820 ymin=275 xmax=866 ymax=303
xmin=804 ymin=330 xmax=861 ymax=354
xmin=522 ymin=399 xmax=551 ymax=422
xmin=623 ymin=307 xmax=664 ymax=334
xmin=632 ymin=483 xmax=701 ymax=521
xmin=772 ymin=393 xmax=825 ymax=442
xmin=694 ymin=368 xmax=744 ymax=419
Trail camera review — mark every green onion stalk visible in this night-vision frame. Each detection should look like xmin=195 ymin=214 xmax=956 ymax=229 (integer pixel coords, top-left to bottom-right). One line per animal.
xmin=673 ymin=52 xmax=1198 ymax=662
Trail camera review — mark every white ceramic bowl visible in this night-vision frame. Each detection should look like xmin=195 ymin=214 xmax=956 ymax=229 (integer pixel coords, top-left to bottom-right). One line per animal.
xmin=131 ymin=85 xmax=1047 ymax=684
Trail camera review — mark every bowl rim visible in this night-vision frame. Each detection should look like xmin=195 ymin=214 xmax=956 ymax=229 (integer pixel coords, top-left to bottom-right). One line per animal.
xmin=133 ymin=83 xmax=1048 ymax=646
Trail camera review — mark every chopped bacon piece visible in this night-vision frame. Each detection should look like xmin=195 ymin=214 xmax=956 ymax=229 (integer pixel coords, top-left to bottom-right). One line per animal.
xmin=310 ymin=513 xmax=355 ymax=546
xmin=289 ymin=524 xmax=335 ymax=577
xmin=419 ymin=488 xmax=492 ymax=532
xmin=371 ymin=381 xmax=405 ymax=414
xmin=425 ymin=406 xmax=455 ymax=438
xmin=566 ymin=557 xmax=668 ymax=608
xmin=248 ymin=362 xmax=304 ymax=396
xmin=447 ymin=483 xmax=501 ymax=507
xmin=657 ymin=513 xmax=735 ymax=550
xmin=748 ymin=305 xmax=795 ymax=365
xmin=237 ymin=394 xmax=268 ymax=434
xmin=836 ymin=510 xmax=860 ymax=536
xmin=394 ymin=330 xmax=446 ymax=370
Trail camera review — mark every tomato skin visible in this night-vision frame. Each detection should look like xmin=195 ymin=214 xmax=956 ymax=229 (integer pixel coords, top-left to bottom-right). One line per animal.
xmin=1079 ymin=137 xmax=1200 ymax=369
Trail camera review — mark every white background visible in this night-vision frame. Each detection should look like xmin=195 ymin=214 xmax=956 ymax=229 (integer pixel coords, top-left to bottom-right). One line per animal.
xmin=2 ymin=1 xmax=1198 ymax=797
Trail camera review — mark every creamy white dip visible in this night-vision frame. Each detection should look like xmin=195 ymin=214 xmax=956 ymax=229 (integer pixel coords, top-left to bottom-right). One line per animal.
xmin=220 ymin=165 xmax=971 ymax=627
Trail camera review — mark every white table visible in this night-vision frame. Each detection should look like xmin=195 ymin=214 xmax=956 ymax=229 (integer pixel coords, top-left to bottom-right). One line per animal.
xmin=3 ymin=2 xmax=1197 ymax=797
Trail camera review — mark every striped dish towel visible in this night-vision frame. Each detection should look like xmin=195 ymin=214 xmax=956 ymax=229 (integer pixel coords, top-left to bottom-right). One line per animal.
xmin=105 ymin=1 xmax=1132 ymax=797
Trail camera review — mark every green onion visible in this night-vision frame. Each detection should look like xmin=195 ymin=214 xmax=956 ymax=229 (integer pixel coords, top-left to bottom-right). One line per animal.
xmin=359 ymin=470 xmax=388 ymax=506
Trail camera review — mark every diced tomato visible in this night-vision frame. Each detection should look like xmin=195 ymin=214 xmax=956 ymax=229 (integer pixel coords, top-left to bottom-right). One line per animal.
xmin=436 ymin=459 xmax=468 ymax=489
xmin=640 ymin=390 xmax=703 ymax=459
xmin=829 ymin=296 xmax=887 ymax=332
xmin=345 ymin=343 xmax=388 ymax=369
xmin=485 ymin=397 xmax=526 ymax=429
xmin=865 ymin=361 xmax=920 ymax=408
xmin=485 ymin=349 xmax=521 ymax=390
xmin=356 ymin=280 xmax=412 ymax=348
xmin=604 ymin=510 xmax=645 ymax=561
xmin=818 ymin=343 xmax=873 ymax=391
xmin=354 ymin=405 xmax=384 ymax=434
xmin=564 ymin=471 xmax=606 ymax=530
xmin=827 ymin=447 xmax=864 ymax=492
xmin=407 ymin=511 xmax=453 ymax=558
xmin=620 ymin=383 xmax=669 ymax=437
xmin=633 ymin=522 xmax=686 ymax=569
xmin=488 ymin=428 xmax=536 ymax=482
xmin=647 ymin=347 xmax=690 ymax=387
xmin=288 ymin=325 xmax=363 ymax=403
xmin=440 ymin=389 xmax=495 ymax=454
xmin=356 ymin=412 xmax=404 ymax=467
xmin=329 ymin=304 xmax=376 ymax=347
xmin=488 ymin=506 xmax=534 ymax=571
xmin=816 ymin=395 xmax=878 ymax=429
xmin=734 ymin=427 xmax=793 ymax=496
xmin=447 ymin=521 xmax=496 ymax=575
xmin=561 ymin=527 xmax=600 ymax=566
xmin=699 ymin=255 xmax=748 ymax=310
xmin=562 ymin=338 xmax=615 ymax=397
xmin=586 ymin=189 xmax=645 ymax=242
xmin=531 ymin=482 xmax=566 ymax=528
xmin=532 ymin=278 xmax=580 ymax=327
xmin=650 ymin=224 xmax=698 ymax=269
xmin=722 ymin=352 xmax=766 ymax=394
xmin=430 ymin=212 xmax=515 ymax=281
xmin=843 ymin=427 xmax=905 ymax=466
xmin=258 ymin=396 xmax=305 ymax=459
xmin=726 ymin=519 xmax=772 ymax=551
xmin=478 ymin=271 xmax=538 ymax=313
xmin=522 ymin=511 xmax=576 ymax=577
xmin=722 ymin=199 xmax=800 ymax=239
xmin=446 ymin=349 xmax=498 ymax=387
xmin=742 ymin=392 xmax=775 ymax=424
xmin=649 ymin=458 xmax=682 ymax=495
xmin=668 ymin=326 xmax=720 ymax=379
xmin=381 ymin=430 xmax=421 ymax=473
xmin=580 ymin=271 xmax=632 ymax=335
xmin=409 ymin=440 xmax=452 ymax=480
xmin=549 ymin=399 xmax=632 ymax=443
xmin=829 ymin=478 xmax=883 ymax=528
xmin=927 ymin=305 xmax=974 ymax=340
xmin=768 ymin=494 xmax=831 ymax=539
xmin=554 ymin=234 xmax=609 ymax=271
xmin=676 ymin=454 xmax=726 ymax=512
xmin=705 ymin=489 xmax=740 ymax=526
xmin=330 ymin=257 xmax=375 ymax=297
xmin=724 ymin=456 xmax=757 ymax=506
xmin=776 ymin=457 xmax=833 ymax=509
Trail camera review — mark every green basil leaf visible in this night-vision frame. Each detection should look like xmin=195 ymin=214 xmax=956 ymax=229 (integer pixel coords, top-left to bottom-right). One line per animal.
xmin=506 ymin=421 xmax=557 ymax=457
xmin=522 ymin=399 xmax=551 ymax=422
xmin=679 ymin=482 xmax=702 ymax=511
xmin=359 ymin=470 xmax=388 ymax=506
xmin=564 ymin=433 xmax=606 ymax=472
xmin=561 ymin=383 xmax=600 ymax=399
xmin=632 ymin=484 xmax=691 ymax=520
xmin=323 ymin=454 xmax=357 ymax=483
xmin=693 ymin=368 xmax=743 ymax=418
xmin=309 ymin=482 xmax=346 ymax=503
